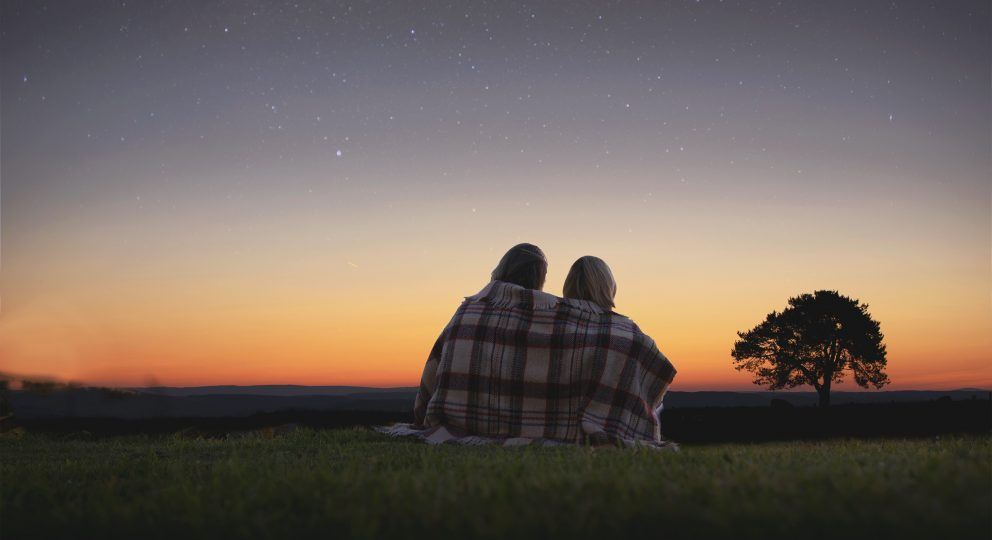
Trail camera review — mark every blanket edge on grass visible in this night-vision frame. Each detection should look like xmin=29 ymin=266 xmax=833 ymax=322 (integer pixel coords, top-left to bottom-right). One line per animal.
xmin=376 ymin=423 xmax=679 ymax=451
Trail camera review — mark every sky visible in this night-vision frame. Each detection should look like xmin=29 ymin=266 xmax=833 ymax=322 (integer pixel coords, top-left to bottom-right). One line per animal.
xmin=1 ymin=0 xmax=989 ymax=390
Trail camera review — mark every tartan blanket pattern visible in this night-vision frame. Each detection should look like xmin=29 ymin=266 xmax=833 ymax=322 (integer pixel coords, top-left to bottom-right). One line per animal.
xmin=406 ymin=281 xmax=677 ymax=447
xmin=375 ymin=423 xmax=679 ymax=450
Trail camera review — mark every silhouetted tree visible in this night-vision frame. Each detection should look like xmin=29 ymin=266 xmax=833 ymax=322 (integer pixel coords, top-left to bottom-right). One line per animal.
xmin=732 ymin=290 xmax=888 ymax=407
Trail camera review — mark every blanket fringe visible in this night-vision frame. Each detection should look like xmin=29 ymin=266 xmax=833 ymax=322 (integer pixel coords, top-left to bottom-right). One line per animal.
xmin=376 ymin=423 xmax=679 ymax=451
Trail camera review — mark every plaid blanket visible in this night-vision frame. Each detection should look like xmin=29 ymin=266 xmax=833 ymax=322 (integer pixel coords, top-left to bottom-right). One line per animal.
xmin=387 ymin=280 xmax=677 ymax=448
xmin=375 ymin=422 xmax=678 ymax=450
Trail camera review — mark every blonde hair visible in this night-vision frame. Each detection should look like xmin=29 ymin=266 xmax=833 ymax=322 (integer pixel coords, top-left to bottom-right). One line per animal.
xmin=563 ymin=256 xmax=617 ymax=310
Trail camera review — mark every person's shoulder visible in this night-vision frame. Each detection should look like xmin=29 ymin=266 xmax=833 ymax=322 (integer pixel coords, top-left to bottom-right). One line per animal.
xmin=607 ymin=309 xmax=631 ymax=322
xmin=610 ymin=312 xmax=647 ymax=336
xmin=464 ymin=280 xmax=561 ymax=310
xmin=608 ymin=313 xmax=653 ymax=340
xmin=559 ymin=299 xmax=638 ymax=325
xmin=560 ymin=297 xmax=609 ymax=315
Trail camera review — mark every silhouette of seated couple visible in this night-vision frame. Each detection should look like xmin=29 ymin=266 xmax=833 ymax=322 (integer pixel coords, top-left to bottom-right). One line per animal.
xmin=381 ymin=243 xmax=677 ymax=449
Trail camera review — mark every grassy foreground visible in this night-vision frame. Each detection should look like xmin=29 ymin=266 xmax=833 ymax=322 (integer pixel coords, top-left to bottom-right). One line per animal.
xmin=2 ymin=429 xmax=989 ymax=539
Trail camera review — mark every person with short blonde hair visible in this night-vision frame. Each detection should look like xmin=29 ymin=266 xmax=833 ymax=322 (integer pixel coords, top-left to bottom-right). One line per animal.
xmin=396 ymin=246 xmax=676 ymax=450
xmin=563 ymin=256 xmax=617 ymax=310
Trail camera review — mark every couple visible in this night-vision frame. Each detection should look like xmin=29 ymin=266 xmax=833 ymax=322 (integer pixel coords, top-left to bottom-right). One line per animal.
xmin=386 ymin=243 xmax=677 ymax=448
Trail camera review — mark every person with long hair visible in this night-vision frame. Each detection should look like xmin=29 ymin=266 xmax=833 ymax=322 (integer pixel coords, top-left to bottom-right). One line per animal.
xmin=562 ymin=255 xmax=617 ymax=311
xmin=392 ymin=245 xmax=676 ymax=449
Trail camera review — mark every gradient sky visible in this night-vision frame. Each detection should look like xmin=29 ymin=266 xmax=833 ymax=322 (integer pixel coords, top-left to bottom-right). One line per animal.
xmin=2 ymin=1 xmax=989 ymax=390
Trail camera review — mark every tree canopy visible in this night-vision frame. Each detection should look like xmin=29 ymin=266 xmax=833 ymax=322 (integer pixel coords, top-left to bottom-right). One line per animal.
xmin=731 ymin=290 xmax=888 ymax=407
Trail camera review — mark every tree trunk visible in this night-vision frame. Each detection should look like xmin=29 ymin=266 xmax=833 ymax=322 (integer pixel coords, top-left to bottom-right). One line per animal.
xmin=818 ymin=384 xmax=831 ymax=408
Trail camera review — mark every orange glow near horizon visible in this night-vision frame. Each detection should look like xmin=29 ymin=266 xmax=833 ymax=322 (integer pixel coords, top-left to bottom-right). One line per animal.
xmin=3 ymin=195 xmax=990 ymax=391
xmin=3 ymin=2 xmax=989 ymax=392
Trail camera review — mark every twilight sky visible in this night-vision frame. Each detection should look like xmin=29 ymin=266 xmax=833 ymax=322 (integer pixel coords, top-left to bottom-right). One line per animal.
xmin=2 ymin=0 xmax=989 ymax=390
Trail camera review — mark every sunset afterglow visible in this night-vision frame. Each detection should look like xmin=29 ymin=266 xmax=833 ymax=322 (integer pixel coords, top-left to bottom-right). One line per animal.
xmin=3 ymin=2 xmax=989 ymax=390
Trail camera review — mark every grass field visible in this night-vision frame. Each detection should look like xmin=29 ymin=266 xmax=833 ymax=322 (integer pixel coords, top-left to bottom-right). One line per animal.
xmin=2 ymin=429 xmax=989 ymax=539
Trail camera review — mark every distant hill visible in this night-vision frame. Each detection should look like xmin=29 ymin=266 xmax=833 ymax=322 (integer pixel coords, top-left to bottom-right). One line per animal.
xmin=664 ymin=389 xmax=991 ymax=408
xmin=135 ymin=385 xmax=416 ymax=397
xmin=6 ymin=385 xmax=989 ymax=419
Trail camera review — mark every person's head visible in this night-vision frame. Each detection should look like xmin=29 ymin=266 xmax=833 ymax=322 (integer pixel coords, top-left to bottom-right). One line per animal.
xmin=563 ymin=256 xmax=617 ymax=310
xmin=491 ymin=243 xmax=548 ymax=290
